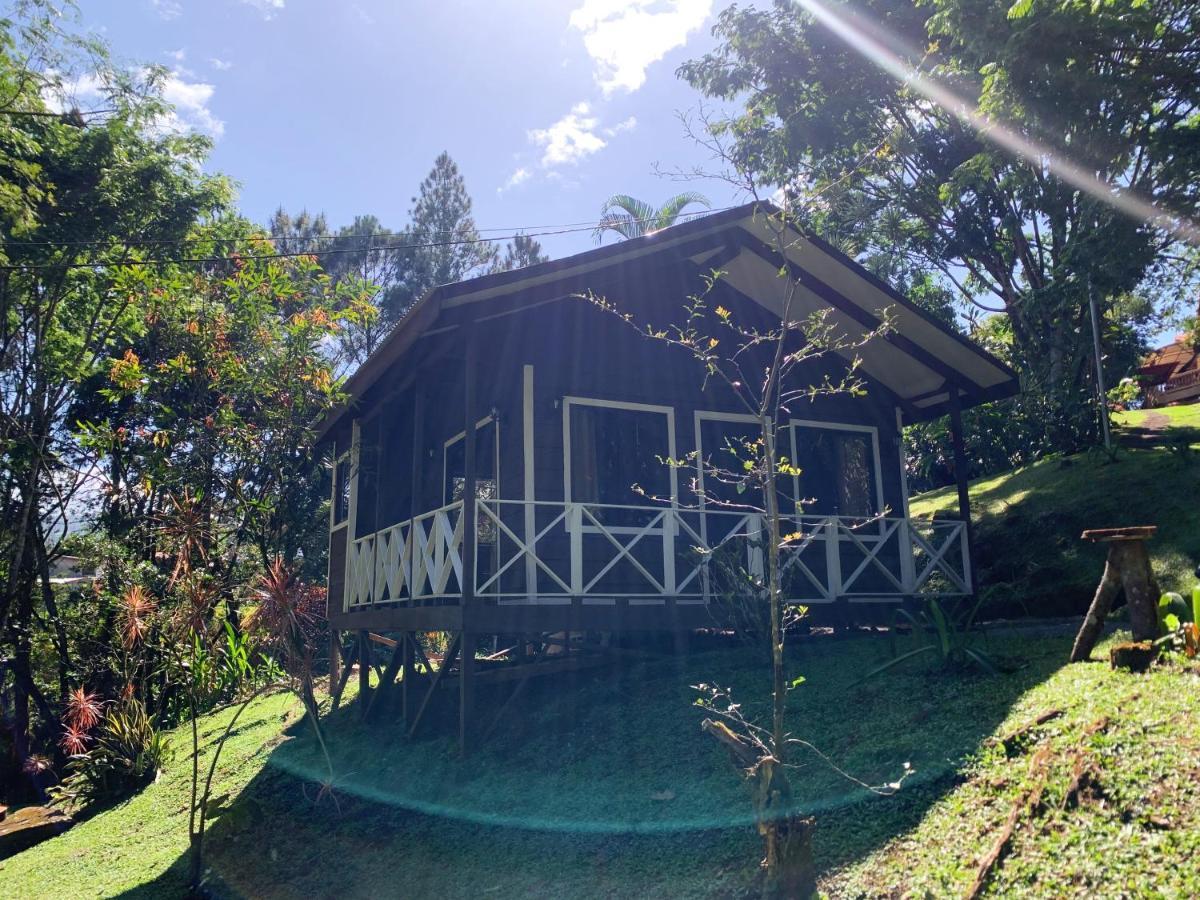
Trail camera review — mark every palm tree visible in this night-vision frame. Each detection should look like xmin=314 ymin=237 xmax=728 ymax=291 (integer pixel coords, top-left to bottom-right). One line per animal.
xmin=592 ymin=192 xmax=711 ymax=243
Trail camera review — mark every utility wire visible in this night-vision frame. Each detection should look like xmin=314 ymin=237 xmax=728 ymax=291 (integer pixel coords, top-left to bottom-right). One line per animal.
xmin=0 ymin=206 xmax=746 ymax=272
xmin=1 ymin=206 xmax=742 ymax=249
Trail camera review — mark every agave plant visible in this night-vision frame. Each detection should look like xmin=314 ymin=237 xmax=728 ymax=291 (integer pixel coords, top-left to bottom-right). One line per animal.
xmin=858 ymin=596 xmax=1000 ymax=682
xmin=592 ymin=192 xmax=711 ymax=243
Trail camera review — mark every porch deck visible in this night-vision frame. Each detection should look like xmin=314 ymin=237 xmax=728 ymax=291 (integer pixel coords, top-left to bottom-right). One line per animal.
xmin=339 ymin=499 xmax=970 ymax=626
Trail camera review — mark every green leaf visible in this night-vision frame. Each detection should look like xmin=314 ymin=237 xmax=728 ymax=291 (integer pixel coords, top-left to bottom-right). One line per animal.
xmin=1006 ymin=0 xmax=1034 ymax=19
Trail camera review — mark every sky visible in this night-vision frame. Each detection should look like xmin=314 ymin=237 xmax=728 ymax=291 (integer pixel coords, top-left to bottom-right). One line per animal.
xmin=79 ymin=0 xmax=745 ymax=259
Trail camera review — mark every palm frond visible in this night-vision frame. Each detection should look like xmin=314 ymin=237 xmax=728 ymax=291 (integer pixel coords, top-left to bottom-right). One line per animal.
xmin=652 ymin=192 xmax=711 ymax=230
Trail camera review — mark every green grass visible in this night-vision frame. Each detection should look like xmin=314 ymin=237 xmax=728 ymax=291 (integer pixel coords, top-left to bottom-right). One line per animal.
xmin=910 ymin=435 xmax=1200 ymax=617
xmin=4 ymin=631 xmax=1200 ymax=898
xmin=1113 ymin=402 xmax=1200 ymax=432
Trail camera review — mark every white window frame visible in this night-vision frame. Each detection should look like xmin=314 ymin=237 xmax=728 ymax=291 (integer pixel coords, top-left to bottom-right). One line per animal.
xmin=442 ymin=414 xmax=500 ymax=506
xmin=563 ymin=396 xmax=677 ymax=534
xmin=329 ymin=448 xmax=351 ymax=532
xmin=788 ymin=418 xmax=886 ymax=521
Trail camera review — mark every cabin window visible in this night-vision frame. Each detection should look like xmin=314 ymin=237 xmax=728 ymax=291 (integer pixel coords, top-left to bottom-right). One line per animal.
xmin=332 ymin=454 xmax=350 ymax=527
xmin=789 ymin=422 xmax=882 ymax=518
xmin=565 ymin=400 xmax=674 ymax=506
xmin=355 ymin=418 xmax=381 ymax=536
xmin=443 ymin=417 xmax=499 ymax=543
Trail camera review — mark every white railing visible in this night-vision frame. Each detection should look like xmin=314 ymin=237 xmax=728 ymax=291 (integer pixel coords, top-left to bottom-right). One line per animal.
xmin=1145 ymin=368 xmax=1200 ymax=407
xmin=344 ymin=499 xmax=970 ymax=610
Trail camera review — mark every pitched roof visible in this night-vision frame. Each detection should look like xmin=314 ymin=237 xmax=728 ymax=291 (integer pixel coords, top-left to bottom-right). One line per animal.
xmin=319 ymin=202 xmax=1017 ymax=438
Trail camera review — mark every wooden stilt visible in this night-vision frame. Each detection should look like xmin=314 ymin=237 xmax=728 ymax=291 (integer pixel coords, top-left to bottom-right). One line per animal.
xmin=408 ymin=633 xmax=461 ymax=738
xmin=459 ymin=632 xmax=476 ymax=757
xmin=401 ymin=631 xmax=415 ymax=728
xmin=328 ymin=627 xmax=341 ymax=696
xmin=357 ymin=629 xmax=371 ymax=718
xmin=330 ymin=635 xmax=355 ymax=712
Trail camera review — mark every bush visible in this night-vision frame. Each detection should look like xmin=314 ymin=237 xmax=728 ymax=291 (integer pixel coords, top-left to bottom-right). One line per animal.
xmin=50 ymin=698 xmax=170 ymax=809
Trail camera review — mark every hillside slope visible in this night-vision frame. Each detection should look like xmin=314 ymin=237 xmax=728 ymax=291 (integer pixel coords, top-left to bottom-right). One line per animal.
xmin=3 ymin=629 xmax=1200 ymax=898
xmin=910 ymin=415 xmax=1200 ymax=617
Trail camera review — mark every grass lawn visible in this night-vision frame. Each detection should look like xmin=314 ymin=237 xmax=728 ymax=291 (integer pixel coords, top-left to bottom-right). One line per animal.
xmin=1113 ymin=402 xmax=1200 ymax=433
xmin=4 ymin=630 xmax=1200 ymax=898
xmin=910 ymin=429 xmax=1200 ymax=618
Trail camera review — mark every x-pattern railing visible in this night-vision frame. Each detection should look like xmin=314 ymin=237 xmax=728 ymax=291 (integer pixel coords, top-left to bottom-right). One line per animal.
xmin=344 ymin=499 xmax=971 ymax=608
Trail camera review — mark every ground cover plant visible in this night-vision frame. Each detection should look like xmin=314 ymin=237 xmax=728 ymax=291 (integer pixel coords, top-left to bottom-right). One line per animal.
xmin=4 ymin=629 xmax=1200 ymax=898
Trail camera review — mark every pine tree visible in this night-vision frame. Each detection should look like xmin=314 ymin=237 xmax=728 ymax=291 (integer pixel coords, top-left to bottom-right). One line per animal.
xmin=385 ymin=152 xmax=497 ymax=322
xmin=491 ymin=233 xmax=550 ymax=273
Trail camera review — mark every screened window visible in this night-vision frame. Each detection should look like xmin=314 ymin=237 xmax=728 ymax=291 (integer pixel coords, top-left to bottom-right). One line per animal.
xmin=791 ymin=424 xmax=880 ymax=517
xmin=332 ymin=455 xmax=350 ymax=526
xmin=568 ymin=403 xmax=672 ymax=505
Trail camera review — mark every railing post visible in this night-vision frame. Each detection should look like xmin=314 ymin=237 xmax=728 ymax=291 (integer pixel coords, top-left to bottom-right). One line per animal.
xmin=824 ymin=517 xmax=842 ymax=602
xmin=898 ymin=518 xmax=916 ymax=594
xmin=662 ymin=510 xmax=676 ymax=595
xmin=958 ymin=521 xmax=972 ymax=594
xmin=569 ymin=503 xmax=583 ymax=595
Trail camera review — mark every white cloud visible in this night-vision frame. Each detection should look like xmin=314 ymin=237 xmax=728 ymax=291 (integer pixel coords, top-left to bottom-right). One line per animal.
xmin=239 ymin=0 xmax=285 ymax=19
xmin=150 ymin=0 xmax=183 ymax=20
xmin=166 ymin=48 xmax=186 ymax=63
xmin=498 ymin=167 xmax=531 ymax=195
xmin=569 ymin=0 xmax=712 ymax=95
xmin=529 ymin=101 xmax=607 ymax=167
xmin=605 ymin=115 xmax=637 ymax=136
xmin=209 ymin=57 xmax=234 ymax=71
xmin=160 ymin=72 xmax=224 ymax=137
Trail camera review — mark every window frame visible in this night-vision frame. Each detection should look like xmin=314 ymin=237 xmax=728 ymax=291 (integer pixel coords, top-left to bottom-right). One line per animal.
xmin=442 ymin=414 xmax=500 ymax=508
xmin=787 ymin=417 xmax=886 ymax=521
xmin=562 ymin=396 xmax=677 ymax=534
xmin=330 ymin=449 xmax=351 ymax=531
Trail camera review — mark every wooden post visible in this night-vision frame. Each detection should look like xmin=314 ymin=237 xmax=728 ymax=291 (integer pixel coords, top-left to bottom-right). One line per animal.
xmin=459 ymin=325 xmax=478 ymax=754
xmin=410 ymin=386 xmax=424 ymax=527
xmin=328 ymin=628 xmax=340 ymax=696
xmin=460 ymin=631 xmax=476 ymax=757
xmin=357 ymin=629 xmax=371 ymax=715
xmin=401 ymin=631 xmax=415 ymax=728
xmin=947 ymin=391 xmax=977 ymax=594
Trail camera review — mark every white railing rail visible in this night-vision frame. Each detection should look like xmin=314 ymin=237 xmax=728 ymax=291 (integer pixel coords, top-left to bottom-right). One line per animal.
xmin=345 ymin=499 xmax=971 ymax=609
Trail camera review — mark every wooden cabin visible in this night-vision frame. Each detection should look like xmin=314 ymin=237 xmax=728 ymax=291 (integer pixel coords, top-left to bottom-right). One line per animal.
xmin=317 ymin=203 xmax=1017 ymax=744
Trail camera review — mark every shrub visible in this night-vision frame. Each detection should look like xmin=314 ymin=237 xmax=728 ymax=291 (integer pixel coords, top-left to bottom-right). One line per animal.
xmin=50 ymin=697 xmax=170 ymax=809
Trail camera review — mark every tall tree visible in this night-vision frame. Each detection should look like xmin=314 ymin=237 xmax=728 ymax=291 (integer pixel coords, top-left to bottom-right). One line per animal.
xmin=384 ymin=152 xmax=497 ymax=323
xmin=0 ymin=10 xmax=227 ymax=782
xmin=593 ymin=192 xmax=711 ymax=243
xmin=490 ymin=232 xmax=550 ymax=273
xmin=680 ymin=0 xmax=1200 ymax=448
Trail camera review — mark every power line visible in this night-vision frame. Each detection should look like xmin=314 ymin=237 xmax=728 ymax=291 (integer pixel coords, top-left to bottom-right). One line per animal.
xmin=0 ymin=207 xmax=744 ymax=272
xmin=0 ymin=206 xmax=740 ymax=250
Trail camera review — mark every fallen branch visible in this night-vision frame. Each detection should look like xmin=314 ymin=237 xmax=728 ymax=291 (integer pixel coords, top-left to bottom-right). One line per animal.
xmin=965 ymin=743 xmax=1053 ymax=900
xmin=994 ymin=709 xmax=1063 ymax=755
xmin=701 ymin=717 xmax=762 ymax=770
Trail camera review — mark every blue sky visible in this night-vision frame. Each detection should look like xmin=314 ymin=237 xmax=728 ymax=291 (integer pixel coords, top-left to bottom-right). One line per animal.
xmin=83 ymin=0 xmax=743 ymax=259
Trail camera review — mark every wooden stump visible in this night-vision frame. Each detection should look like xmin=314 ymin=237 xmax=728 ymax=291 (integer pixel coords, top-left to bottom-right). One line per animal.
xmin=1070 ymin=527 xmax=1160 ymax=662
xmin=1109 ymin=641 xmax=1158 ymax=673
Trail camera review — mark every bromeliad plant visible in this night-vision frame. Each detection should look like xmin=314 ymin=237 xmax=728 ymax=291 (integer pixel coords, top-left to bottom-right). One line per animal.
xmin=1156 ymin=579 xmax=1200 ymax=658
xmin=859 ymin=596 xmax=1000 ymax=682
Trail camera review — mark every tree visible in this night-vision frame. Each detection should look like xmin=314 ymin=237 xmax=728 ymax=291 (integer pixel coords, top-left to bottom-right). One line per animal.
xmin=679 ymin=0 xmax=1200 ymax=450
xmin=0 ymin=11 xmax=228 ymax=785
xmin=491 ymin=232 xmax=549 ymax=273
xmin=383 ymin=152 xmax=497 ymax=323
xmin=593 ymin=192 xmax=711 ymax=243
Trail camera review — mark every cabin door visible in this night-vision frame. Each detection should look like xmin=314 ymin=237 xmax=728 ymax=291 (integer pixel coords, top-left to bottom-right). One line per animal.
xmin=564 ymin=399 xmax=677 ymax=597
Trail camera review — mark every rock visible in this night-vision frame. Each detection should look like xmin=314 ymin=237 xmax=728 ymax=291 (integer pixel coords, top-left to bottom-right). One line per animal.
xmin=0 ymin=805 xmax=73 ymax=859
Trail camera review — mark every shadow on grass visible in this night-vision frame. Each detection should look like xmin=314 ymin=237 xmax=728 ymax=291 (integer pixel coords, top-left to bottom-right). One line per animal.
xmin=125 ymin=632 xmax=1074 ymax=899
